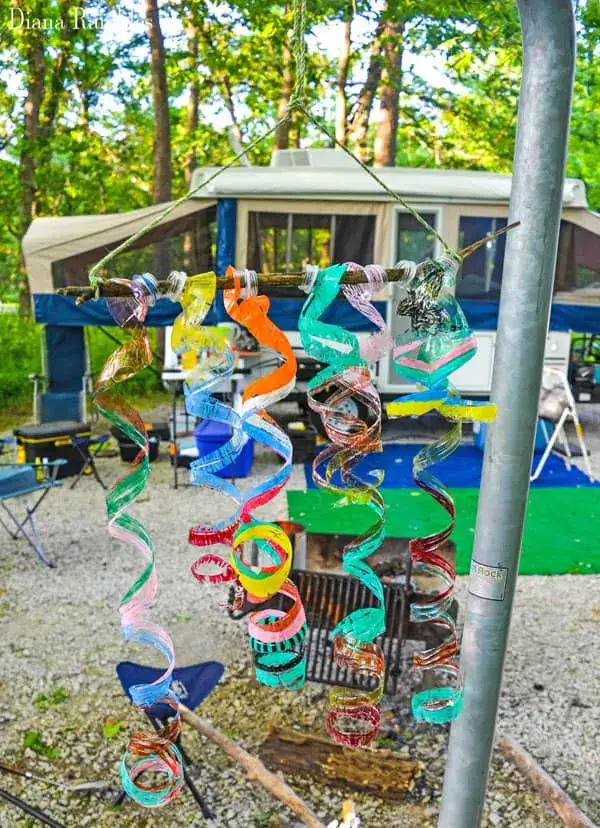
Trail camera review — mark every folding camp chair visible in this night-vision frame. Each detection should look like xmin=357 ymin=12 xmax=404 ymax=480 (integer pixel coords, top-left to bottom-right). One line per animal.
xmin=0 ymin=453 xmax=65 ymax=568
xmin=115 ymin=661 xmax=224 ymax=817
xmin=531 ymin=367 xmax=595 ymax=482
xmin=69 ymin=432 xmax=110 ymax=489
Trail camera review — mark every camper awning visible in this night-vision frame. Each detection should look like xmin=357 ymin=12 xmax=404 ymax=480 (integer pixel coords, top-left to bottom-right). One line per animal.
xmin=23 ymin=198 xmax=216 ymax=295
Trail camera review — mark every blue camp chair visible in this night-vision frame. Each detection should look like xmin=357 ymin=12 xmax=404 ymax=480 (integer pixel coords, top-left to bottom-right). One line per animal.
xmin=0 ymin=442 xmax=65 ymax=567
xmin=115 ymin=660 xmax=225 ymax=817
xmin=27 ymin=324 xmax=110 ymax=488
xmin=30 ymin=325 xmax=89 ymax=424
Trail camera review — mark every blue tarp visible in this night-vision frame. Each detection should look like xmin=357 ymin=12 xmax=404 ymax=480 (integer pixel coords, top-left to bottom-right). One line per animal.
xmin=34 ymin=293 xmax=197 ymax=327
xmin=461 ymin=299 xmax=600 ymax=333
xmin=36 ymin=293 xmax=600 ymax=334
xmin=33 ymin=293 xmax=386 ymax=332
xmin=305 ymin=442 xmax=600 ymax=490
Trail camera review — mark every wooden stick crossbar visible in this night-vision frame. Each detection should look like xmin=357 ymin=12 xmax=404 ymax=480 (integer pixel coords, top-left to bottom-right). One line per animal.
xmin=56 ymin=221 xmax=519 ymax=303
xmin=59 ymin=267 xmax=409 ymax=303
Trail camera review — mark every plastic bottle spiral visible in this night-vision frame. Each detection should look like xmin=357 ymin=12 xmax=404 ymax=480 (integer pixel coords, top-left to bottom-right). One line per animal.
xmin=223 ymin=267 xmax=306 ymax=689
xmin=172 ymin=272 xmax=243 ymax=586
xmin=183 ymin=267 xmax=307 ymax=690
xmin=94 ymin=274 xmax=183 ymax=807
xmin=299 ymin=263 xmax=392 ymax=746
xmin=386 ymin=254 xmax=496 ymax=723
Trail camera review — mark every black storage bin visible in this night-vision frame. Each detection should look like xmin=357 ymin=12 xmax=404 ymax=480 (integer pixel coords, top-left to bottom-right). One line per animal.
xmin=110 ymin=426 xmax=160 ymax=463
xmin=14 ymin=421 xmax=91 ymax=480
xmin=286 ymin=424 xmax=317 ymax=463
xmin=117 ymin=437 xmax=159 ymax=463
xmin=151 ymin=422 xmax=170 ymax=441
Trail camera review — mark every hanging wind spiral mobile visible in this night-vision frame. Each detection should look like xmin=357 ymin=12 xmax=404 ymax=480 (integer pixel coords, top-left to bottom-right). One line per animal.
xmin=386 ymin=254 xmax=497 ymax=723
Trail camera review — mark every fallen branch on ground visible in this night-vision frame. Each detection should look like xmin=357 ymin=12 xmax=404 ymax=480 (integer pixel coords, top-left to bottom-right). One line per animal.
xmin=180 ymin=705 xmax=325 ymax=828
xmin=499 ymin=735 xmax=598 ymax=828
xmin=260 ymin=726 xmax=417 ymax=802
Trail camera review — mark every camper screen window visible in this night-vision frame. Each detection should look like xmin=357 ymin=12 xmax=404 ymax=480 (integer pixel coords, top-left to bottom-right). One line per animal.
xmin=555 ymin=221 xmax=600 ymax=293
xmin=396 ymin=212 xmax=437 ymax=262
xmin=247 ymin=212 xmax=375 ymax=273
xmin=456 ymin=216 xmax=508 ymax=300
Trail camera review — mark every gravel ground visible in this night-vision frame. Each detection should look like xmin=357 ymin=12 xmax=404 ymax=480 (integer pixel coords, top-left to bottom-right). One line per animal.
xmin=0 ymin=406 xmax=598 ymax=827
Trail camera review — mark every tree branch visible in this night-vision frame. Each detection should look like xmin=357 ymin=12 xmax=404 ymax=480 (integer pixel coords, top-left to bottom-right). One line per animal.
xmin=180 ymin=706 xmax=325 ymax=828
xmin=499 ymin=735 xmax=598 ymax=828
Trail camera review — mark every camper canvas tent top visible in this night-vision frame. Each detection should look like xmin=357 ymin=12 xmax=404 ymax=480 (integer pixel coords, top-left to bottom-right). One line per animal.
xmin=23 ymin=197 xmax=217 ymax=327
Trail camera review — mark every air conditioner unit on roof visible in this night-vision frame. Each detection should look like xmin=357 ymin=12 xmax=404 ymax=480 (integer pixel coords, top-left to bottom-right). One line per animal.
xmin=271 ymin=149 xmax=357 ymax=169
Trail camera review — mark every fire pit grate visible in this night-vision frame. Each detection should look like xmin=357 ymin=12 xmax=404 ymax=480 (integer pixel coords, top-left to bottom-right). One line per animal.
xmin=291 ymin=569 xmax=406 ymax=696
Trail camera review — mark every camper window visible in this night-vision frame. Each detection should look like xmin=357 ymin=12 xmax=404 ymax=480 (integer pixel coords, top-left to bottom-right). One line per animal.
xmin=456 ymin=216 xmax=508 ymax=301
xmin=395 ymin=212 xmax=437 ymax=263
xmin=555 ymin=220 xmax=600 ymax=293
xmin=247 ymin=212 xmax=375 ymax=273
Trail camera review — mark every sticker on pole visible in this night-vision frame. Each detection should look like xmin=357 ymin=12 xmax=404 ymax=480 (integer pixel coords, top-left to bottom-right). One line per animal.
xmin=469 ymin=560 xmax=508 ymax=601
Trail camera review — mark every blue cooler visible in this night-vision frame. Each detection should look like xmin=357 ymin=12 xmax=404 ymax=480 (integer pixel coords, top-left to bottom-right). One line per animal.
xmin=473 ymin=419 xmax=547 ymax=453
xmin=193 ymin=420 xmax=254 ymax=478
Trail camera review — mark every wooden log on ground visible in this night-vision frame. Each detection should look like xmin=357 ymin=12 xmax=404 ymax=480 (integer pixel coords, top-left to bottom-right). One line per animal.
xmin=260 ymin=726 xmax=418 ymax=802
xmin=180 ymin=706 xmax=325 ymax=828
xmin=499 ymin=735 xmax=598 ymax=828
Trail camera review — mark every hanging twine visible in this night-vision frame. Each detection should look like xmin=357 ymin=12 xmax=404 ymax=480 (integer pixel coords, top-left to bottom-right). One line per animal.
xmin=87 ymin=119 xmax=287 ymax=289
xmin=289 ymin=0 xmax=308 ymax=109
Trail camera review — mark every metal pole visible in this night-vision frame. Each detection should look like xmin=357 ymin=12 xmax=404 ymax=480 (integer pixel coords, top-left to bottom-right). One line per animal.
xmin=438 ymin=2 xmax=575 ymax=826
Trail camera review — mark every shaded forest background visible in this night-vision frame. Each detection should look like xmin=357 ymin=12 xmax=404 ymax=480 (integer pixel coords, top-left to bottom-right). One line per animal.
xmin=0 ymin=0 xmax=598 ymax=307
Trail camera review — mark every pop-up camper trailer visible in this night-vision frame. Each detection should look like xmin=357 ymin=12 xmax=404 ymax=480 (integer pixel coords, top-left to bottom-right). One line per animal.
xmin=22 ymin=149 xmax=600 ymax=400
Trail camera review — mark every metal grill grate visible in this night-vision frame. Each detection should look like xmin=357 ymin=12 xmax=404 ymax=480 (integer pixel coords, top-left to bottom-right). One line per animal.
xmin=291 ymin=569 xmax=406 ymax=696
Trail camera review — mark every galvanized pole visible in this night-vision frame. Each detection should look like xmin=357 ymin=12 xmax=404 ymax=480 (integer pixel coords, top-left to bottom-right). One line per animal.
xmin=438 ymin=2 xmax=575 ymax=827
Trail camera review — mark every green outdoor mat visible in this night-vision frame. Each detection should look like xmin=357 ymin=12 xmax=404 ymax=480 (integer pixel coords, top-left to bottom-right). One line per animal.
xmin=287 ymin=487 xmax=600 ymax=575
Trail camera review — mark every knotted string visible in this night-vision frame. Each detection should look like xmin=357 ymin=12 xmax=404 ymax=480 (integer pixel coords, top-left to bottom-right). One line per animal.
xmin=86 ymin=0 xmax=450 ymax=288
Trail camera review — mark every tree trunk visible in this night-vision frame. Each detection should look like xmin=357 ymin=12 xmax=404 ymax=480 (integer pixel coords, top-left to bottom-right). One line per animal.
xmin=348 ymin=19 xmax=384 ymax=161
xmin=184 ymin=21 xmax=199 ymax=188
xmin=335 ymin=14 xmax=352 ymax=145
xmin=145 ymin=0 xmax=172 ymax=282
xmin=274 ymin=42 xmax=294 ymax=151
xmin=39 ymin=0 xmax=74 ymax=145
xmin=289 ymin=111 xmax=303 ymax=148
xmin=221 ymin=76 xmax=245 ymax=154
xmin=374 ymin=19 xmax=404 ymax=167
xmin=183 ymin=20 xmax=199 ymax=272
xmin=18 ymin=4 xmax=46 ymax=315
